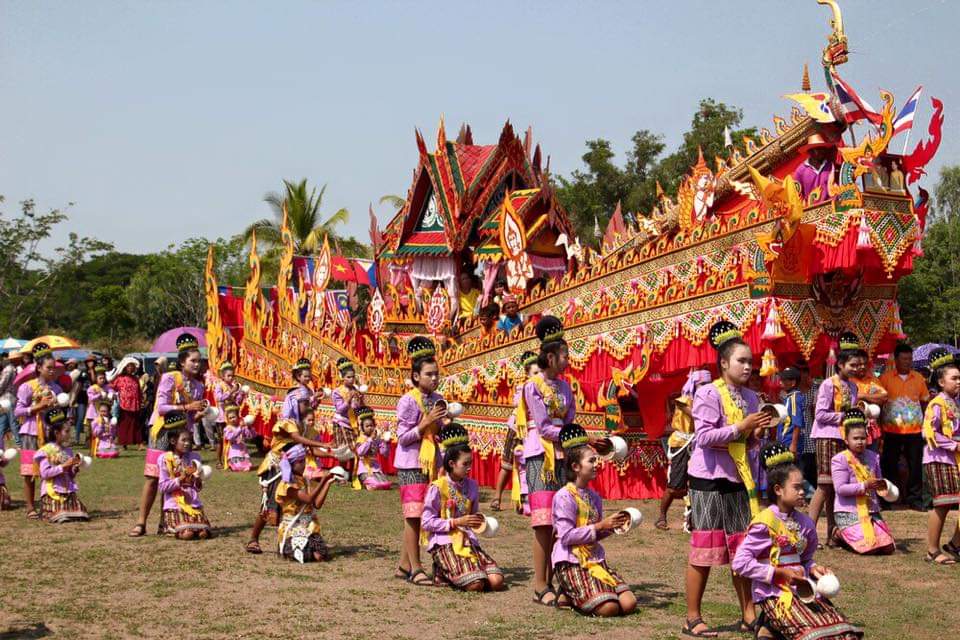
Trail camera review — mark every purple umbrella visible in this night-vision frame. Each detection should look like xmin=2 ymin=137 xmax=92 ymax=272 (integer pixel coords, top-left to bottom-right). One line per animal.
xmin=912 ymin=343 xmax=960 ymax=369
xmin=150 ymin=327 xmax=207 ymax=353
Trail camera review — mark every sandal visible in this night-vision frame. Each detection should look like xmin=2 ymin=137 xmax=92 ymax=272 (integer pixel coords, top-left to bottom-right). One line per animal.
xmin=25 ymin=510 xmax=40 ymax=520
xmin=394 ymin=566 xmax=410 ymax=580
xmin=655 ymin=516 xmax=669 ymax=531
xmin=245 ymin=540 xmax=263 ymax=554
xmin=943 ymin=542 xmax=960 ymax=562
xmin=925 ymin=550 xmax=957 ymax=565
xmin=681 ymin=617 xmax=719 ymax=637
xmin=532 ymin=586 xmax=558 ymax=607
xmin=738 ymin=618 xmax=759 ymax=633
xmin=489 ymin=499 xmax=502 ymax=512
xmin=127 ymin=523 xmax=146 ymax=537
xmin=407 ymin=569 xmax=432 ymax=586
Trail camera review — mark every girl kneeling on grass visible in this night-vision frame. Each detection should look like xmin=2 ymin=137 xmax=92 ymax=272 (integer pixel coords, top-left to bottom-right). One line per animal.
xmin=158 ymin=418 xmax=212 ymax=540
xmin=35 ymin=407 xmax=90 ymax=523
xmin=921 ymin=348 xmax=960 ymax=565
xmin=421 ymin=423 xmax=505 ymax=591
xmin=733 ymin=442 xmax=861 ymax=639
xmin=355 ymin=407 xmax=392 ymax=491
xmin=275 ymin=444 xmax=338 ymax=563
xmin=551 ymin=423 xmax=637 ymax=617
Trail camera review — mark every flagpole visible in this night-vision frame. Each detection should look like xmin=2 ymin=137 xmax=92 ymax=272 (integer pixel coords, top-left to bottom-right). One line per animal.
xmin=901 ymin=127 xmax=912 ymax=156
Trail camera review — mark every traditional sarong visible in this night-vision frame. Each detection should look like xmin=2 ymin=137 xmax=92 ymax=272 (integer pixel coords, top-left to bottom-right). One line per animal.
xmin=431 ymin=542 xmax=502 ymax=589
xmin=278 ymin=513 xmax=329 ymax=562
xmin=39 ymin=492 xmax=89 ymax=523
xmin=258 ymin=455 xmax=282 ymax=526
xmin=816 ymin=438 xmax=846 ymax=485
xmin=757 ymin=595 xmax=862 ymax=639
xmin=688 ymin=477 xmax=751 ymax=566
xmin=227 ymin=455 xmax=252 ymax=472
xmin=159 ymin=507 xmax=211 ymax=537
xmin=834 ymin=511 xmax=895 ymax=554
xmin=554 ymin=561 xmax=629 ymax=614
xmin=501 ymin=427 xmax=517 ymax=466
xmin=397 ymin=467 xmax=429 ymax=518
xmin=19 ymin=434 xmax=38 ymax=477
xmin=358 ymin=471 xmax=391 ymax=490
xmin=334 ymin=424 xmax=357 ymax=450
xmin=925 ymin=461 xmax=960 ymax=507
xmin=526 ymin=453 xmax=564 ymax=527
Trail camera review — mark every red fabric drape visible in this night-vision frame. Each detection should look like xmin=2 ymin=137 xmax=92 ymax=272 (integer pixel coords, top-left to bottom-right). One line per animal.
xmin=812 ymin=229 xmax=914 ymax=279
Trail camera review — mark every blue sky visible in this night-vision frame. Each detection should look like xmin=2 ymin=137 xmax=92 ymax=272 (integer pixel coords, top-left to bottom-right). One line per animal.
xmin=2 ymin=1 xmax=957 ymax=256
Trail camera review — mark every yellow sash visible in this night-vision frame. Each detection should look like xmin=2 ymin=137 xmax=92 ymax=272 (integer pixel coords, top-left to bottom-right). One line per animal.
xmin=515 ymin=374 xmax=563 ymax=483
xmin=150 ymin=372 xmax=191 ymax=441
xmin=923 ymin=395 xmax=960 ymax=466
xmin=27 ymin=379 xmax=49 ymax=447
xmin=509 ymin=381 xmax=528 ymax=509
xmin=832 ymin=375 xmax=853 ymax=438
xmin=164 ymin=453 xmax=202 ymax=517
xmin=39 ymin=443 xmax=68 ymax=502
xmin=564 ymin=483 xmax=617 ymax=586
xmin=751 ymin=507 xmax=802 ymax=619
xmin=714 ymin=379 xmax=760 ymax=516
xmin=842 ymin=450 xmax=876 ymax=547
xmin=432 ymin=475 xmax=477 ymax=560
xmin=336 ymin=385 xmax=359 ymax=431
xmin=409 ymin=388 xmax=439 ymax=481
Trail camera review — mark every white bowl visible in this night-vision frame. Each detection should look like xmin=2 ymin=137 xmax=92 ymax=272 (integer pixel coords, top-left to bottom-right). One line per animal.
xmin=329 ymin=465 xmax=349 ymax=481
xmin=760 ymin=403 xmax=788 ymax=425
xmin=321 ymin=386 xmax=332 ymax=398
xmin=356 ymin=384 xmax=368 ymax=393
xmin=110 ymin=417 xmax=118 ymax=426
xmin=380 ymin=430 xmax=394 ymax=442
xmin=878 ymin=479 xmax=900 ymax=502
xmin=243 ymin=415 xmax=255 ymax=426
xmin=80 ymin=454 xmax=93 ymax=469
xmin=796 ymin=578 xmax=817 ymax=604
xmin=107 ymin=390 xmax=116 ymax=400
xmin=56 ymin=393 xmax=70 ymax=407
xmin=241 ymin=384 xmax=250 ymax=394
xmin=332 ymin=445 xmax=354 ymax=462
xmin=2 ymin=448 xmax=17 ymax=461
xmin=446 ymin=402 xmax=464 ymax=418
xmin=69 ymin=369 xmax=81 ymax=381
xmin=602 ymin=436 xmax=629 ymax=462
xmin=0 ymin=397 xmax=10 ymax=411
xmin=614 ymin=507 xmax=643 ymax=535
xmin=815 ymin=573 xmax=841 ymax=597
xmin=472 ymin=515 xmax=499 ymax=538
xmin=862 ymin=403 xmax=881 ymax=420
xmin=200 ymin=464 xmax=213 ymax=480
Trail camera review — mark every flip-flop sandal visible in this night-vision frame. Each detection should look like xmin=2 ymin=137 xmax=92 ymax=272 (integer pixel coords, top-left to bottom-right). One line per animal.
xmin=738 ymin=618 xmax=759 ymax=633
xmin=532 ymin=586 xmax=558 ymax=607
xmin=407 ymin=569 xmax=432 ymax=586
xmin=942 ymin=542 xmax=960 ymax=562
xmin=25 ymin=510 xmax=40 ymax=520
xmin=681 ymin=617 xmax=719 ymax=638
xmin=655 ymin=517 xmax=669 ymax=531
xmin=127 ymin=523 xmax=146 ymax=537
xmin=489 ymin=499 xmax=502 ymax=512
xmin=245 ymin=540 xmax=263 ymax=554
xmin=394 ymin=566 xmax=411 ymax=580
xmin=925 ymin=551 xmax=957 ymax=565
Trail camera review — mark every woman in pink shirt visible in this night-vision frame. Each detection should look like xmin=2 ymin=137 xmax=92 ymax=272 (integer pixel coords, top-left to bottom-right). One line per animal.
xmin=683 ymin=321 xmax=772 ymax=638
xmin=921 ymin=348 xmax=960 ymax=564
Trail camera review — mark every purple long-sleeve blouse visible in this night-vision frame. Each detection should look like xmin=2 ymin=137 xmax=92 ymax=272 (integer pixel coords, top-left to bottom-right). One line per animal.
xmin=831 ymin=449 xmax=882 ymax=514
xmin=393 ymin=390 xmax=442 ymax=470
xmin=688 ymin=382 xmax=760 ymax=483
xmin=280 ymin=385 xmax=313 ymax=422
xmin=356 ymin=437 xmax=389 ymax=475
xmin=550 ymin=485 xmax=612 ymax=567
xmin=521 ymin=377 xmax=574 ymax=460
xmin=420 ymin=477 xmax=481 ymax=551
xmin=923 ymin=394 xmax=960 ymax=466
xmin=150 ymin=373 xmax=204 ymax=431
xmin=811 ymin=377 xmax=857 ymax=440
xmin=35 ymin=444 xmax=79 ymax=495
xmin=731 ymin=505 xmax=817 ymax=602
xmin=15 ymin=380 xmax=64 ymax=437
xmin=158 ymin=451 xmax=204 ymax=510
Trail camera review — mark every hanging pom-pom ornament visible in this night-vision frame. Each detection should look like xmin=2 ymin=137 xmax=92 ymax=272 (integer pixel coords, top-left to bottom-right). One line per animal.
xmin=826 ymin=347 xmax=837 ymax=377
xmin=762 ymin=302 xmax=785 ymax=340
xmin=890 ymin=304 xmax=906 ymax=339
xmin=760 ymin=348 xmax=778 ymax=377
xmin=911 ymin=229 xmax=924 ymax=257
xmin=856 ymin=212 xmax=871 ymax=250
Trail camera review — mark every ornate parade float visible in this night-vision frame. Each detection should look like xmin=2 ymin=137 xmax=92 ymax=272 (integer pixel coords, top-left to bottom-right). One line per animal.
xmin=205 ymin=0 xmax=943 ymax=498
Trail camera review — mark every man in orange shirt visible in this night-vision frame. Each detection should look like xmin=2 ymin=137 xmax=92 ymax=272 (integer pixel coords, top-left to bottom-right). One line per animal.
xmin=878 ymin=343 xmax=929 ymax=511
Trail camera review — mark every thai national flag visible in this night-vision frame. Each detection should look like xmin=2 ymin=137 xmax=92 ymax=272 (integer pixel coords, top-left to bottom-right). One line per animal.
xmin=830 ymin=70 xmax=882 ymax=125
xmin=892 ymin=86 xmax=923 ymax=137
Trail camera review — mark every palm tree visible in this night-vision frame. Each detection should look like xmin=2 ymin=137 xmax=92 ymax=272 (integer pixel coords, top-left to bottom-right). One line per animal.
xmin=244 ymin=179 xmax=350 ymax=254
xmin=379 ymin=194 xmax=406 ymax=211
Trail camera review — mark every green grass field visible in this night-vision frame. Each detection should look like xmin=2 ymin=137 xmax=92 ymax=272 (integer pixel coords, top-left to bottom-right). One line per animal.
xmin=1 ymin=449 xmax=956 ymax=639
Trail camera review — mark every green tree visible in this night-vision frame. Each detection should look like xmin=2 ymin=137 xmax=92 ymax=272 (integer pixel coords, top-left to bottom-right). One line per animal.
xmin=898 ymin=166 xmax=960 ymax=345
xmin=244 ymin=179 xmax=368 ymax=258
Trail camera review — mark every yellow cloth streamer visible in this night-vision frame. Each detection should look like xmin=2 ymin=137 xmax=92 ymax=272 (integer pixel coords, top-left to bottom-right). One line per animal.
xmin=564 ymin=483 xmax=617 ymax=587
xmin=409 ymin=388 xmax=439 ymax=481
xmin=714 ymin=379 xmax=760 ymax=516
xmin=841 ymin=450 xmax=876 ymax=547
xmin=165 ymin=453 xmax=202 ymax=517
xmin=751 ymin=507 xmax=801 ymax=620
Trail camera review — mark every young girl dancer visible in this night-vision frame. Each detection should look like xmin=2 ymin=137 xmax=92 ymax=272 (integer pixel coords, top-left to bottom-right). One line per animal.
xmin=85 ymin=365 xmax=114 ymax=429
xmin=332 ymin=357 xmax=365 ymax=458
xmin=808 ymin=332 xmax=861 ymax=547
xmin=281 ymin=358 xmax=317 ymax=423
xmin=15 ymin=343 xmax=64 ymax=519
xmin=393 ymin=336 xmax=446 ymax=586
xmin=684 ymin=321 xmax=771 ymax=638
xmin=421 ymin=423 xmax=505 ymax=591
xmin=275 ymin=444 xmax=338 ymax=562
xmin=831 ymin=409 xmax=895 ymax=555
xmin=355 ymin=407 xmax=391 ymax=491
xmin=130 ymin=333 xmax=206 ymax=537
xmin=221 ymin=403 xmax=255 ymax=472
xmin=732 ymin=442 xmax=861 ymax=639
xmin=158 ymin=417 xmax=212 ymax=540
xmin=211 ymin=361 xmax=245 ymax=465
xmin=491 ymin=350 xmax=538 ymax=514
xmin=921 ymin=348 xmax=960 ymax=564
xmin=520 ymin=317 xmax=575 ymax=607
xmin=552 ymin=423 xmax=637 ymax=617
xmin=35 ymin=407 xmax=90 ymax=523
xmin=246 ymin=401 xmax=333 ymax=554
xmin=91 ymin=399 xmax=119 ymax=458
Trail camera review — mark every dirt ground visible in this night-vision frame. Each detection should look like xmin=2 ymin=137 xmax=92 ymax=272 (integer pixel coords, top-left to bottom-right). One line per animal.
xmin=1 ymin=449 xmax=957 ymax=639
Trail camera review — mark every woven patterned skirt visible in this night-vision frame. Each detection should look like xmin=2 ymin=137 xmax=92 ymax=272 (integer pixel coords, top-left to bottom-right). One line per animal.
xmin=687 ymin=480 xmax=751 ymax=566
xmin=758 ymin=595 xmax=862 ymax=639
xmin=258 ymin=467 xmax=282 ymax=526
xmin=278 ymin=514 xmax=329 ymax=563
xmin=40 ymin=493 xmax=89 ymax=523
xmin=526 ymin=454 xmax=564 ymax=527
xmin=358 ymin=471 xmax=392 ymax=490
xmin=926 ymin=461 xmax=960 ymax=507
xmin=334 ymin=424 xmax=357 ymax=450
xmin=19 ymin=434 xmax=38 ymax=477
xmin=159 ymin=507 xmax=211 ymax=537
xmin=834 ymin=511 xmax=896 ymax=554
xmin=501 ymin=428 xmax=517 ymax=466
xmin=816 ymin=439 xmax=846 ymax=485
xmin=554 ymin=561 xmax=629 ymax=614
xmin=430 ymin=542 xmax=502 ymax=589
xmin=397 ymin=468 xmax=429 ymax=518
